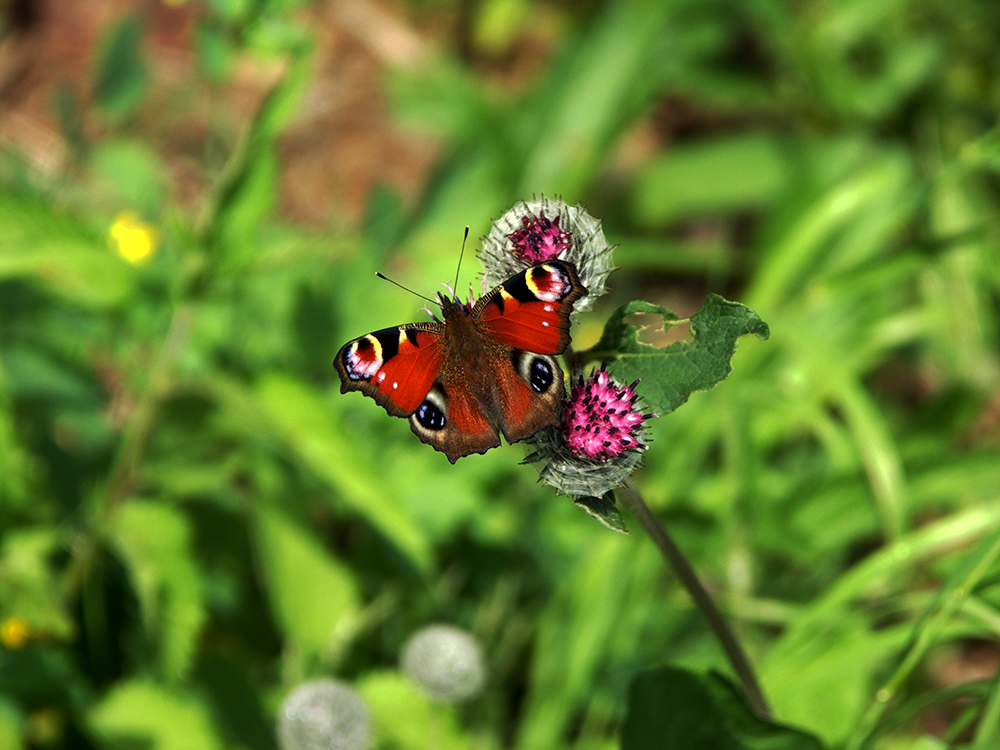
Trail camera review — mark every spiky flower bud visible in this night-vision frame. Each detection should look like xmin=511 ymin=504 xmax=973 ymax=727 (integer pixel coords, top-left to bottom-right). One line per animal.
xmin=562 ymin=365 xmax=652 ymax=458
xmin=278 ymin=679 xmax=371 ymax=750
xmin=524 ymin=364 xmax=656 ymax=498
xmin=479 ymin=197 xmax=614 ymax=312
xmin=400 ymin=624 xmax=485 ymax=704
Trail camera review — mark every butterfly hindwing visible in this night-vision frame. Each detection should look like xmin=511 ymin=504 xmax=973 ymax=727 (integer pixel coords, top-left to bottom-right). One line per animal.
xmin=408 ymin=381 xmax=501 ymax=461
xmin=334 ymin=324 xmax=443 ymax=416
xmin=493 ymin=351 xmax=565 ymax=444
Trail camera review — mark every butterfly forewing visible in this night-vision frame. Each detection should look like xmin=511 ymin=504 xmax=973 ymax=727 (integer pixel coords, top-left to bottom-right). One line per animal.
xmin=474 ymin=261 xmax=587 ymax=353
xmin=335 ymin=324 xmax=442 ymax=416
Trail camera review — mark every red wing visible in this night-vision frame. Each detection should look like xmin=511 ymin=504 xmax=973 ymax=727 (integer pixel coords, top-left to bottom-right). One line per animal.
xmin=410 ymin=382 xmax=500 ymax=463
xmin=334 ymin=324 xmax=442 ymax=416
xmin=492 ymin=352 xmax=564 ymax=444
xmin=474 ymin=260 xmax=587 ymax=354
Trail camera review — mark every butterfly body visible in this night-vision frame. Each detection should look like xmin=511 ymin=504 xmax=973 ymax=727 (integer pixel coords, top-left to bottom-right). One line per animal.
xmin=335 ymin=261 xmax=587 ymax=462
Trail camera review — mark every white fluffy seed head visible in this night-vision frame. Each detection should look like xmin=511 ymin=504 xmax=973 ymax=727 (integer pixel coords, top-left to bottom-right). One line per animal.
xmin=277 ymin=679 xmax=371 ymax=750
xmin=400 ymin=624 xmax=485 ymax=704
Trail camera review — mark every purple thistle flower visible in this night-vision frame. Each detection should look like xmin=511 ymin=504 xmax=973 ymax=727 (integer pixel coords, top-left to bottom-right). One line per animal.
xmin=479 ymin=197 xmax=615 ymax=313
xmin=506 ymin=210 xmax=573 ymax=264
xmin=523 ymin=364 xmax=656 ymax=499
xmin=562 ymin=365 xmax=654 ymax=460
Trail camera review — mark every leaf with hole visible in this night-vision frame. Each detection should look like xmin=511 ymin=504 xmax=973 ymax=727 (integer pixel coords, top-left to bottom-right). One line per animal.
xmin=582 ymin=296 xmax=769 ymax=415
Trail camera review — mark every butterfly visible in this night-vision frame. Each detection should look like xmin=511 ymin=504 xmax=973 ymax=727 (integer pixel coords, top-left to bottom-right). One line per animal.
xmin=334 ymin=260 xmax=588 ymax=462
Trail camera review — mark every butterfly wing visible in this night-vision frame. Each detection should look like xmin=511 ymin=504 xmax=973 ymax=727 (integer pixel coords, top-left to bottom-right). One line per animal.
xmin=335 ymin=324 xmax=443 ymax=416
xmin=407 ymin=380 xmax=501 ymax=462
xmin=335 ymin=320 xmax=502 ymax=461
xmin=334 ymin=261 xmax=587 ymax=463
xmin=473 ymin=260 xmax=587 ymax=354
xmin=473 ymin=260 xmax=588 ymax=444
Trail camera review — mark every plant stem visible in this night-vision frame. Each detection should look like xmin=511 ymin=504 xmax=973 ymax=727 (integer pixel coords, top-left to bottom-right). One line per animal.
xmin=619 ymin=482 xmax=771 ymax=719
xmin=102 ymin=303 xmax=193 ymax=514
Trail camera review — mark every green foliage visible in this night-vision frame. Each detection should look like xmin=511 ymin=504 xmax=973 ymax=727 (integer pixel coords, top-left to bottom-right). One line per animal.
xmin=0 ymin=699 xmax=23 ymax=750
xmin=90 ymin=140 xmax=166 ymax=217
xmin=585 ymin=296 xmax=770 ymax=415
xmin=107 ymin=500 xmax=206 ymax=683
xmin=2 ymin=0 xmax=1000 ymax=748
xmin=89 ymin=681 xmax=226 ymax=750
xmin=0 ymin=192 xmax=131 ymax=307
xmin=632 ymin=135 xmax=789 ymax=225
xmin=0 ymin=530 xmax=73 ymax=640
xmin=574 ymin=492 xmax=629 ymax=534
xmin=253 ymin=505 xmax=360 ymax=661
xmin=250 ymin=374 xmax=432 ymax=571
xmin=622 ymin=667 xmax=824 ymax=750
xmin=358 ymin=671 xmax=467 ymax=750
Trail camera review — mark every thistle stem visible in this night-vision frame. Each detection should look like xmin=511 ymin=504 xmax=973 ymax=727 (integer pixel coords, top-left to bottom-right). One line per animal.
xmin=620 ymin=482 xmax=771 ymax=719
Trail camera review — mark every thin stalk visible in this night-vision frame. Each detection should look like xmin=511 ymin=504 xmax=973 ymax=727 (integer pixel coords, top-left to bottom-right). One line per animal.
xmin=102 ymin=303 xmax=193 ymax=513
xmin=619 ymin=482 xmax=770 ymax=719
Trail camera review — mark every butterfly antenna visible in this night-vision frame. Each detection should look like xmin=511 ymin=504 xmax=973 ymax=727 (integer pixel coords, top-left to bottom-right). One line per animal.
xmin=453 ymin=226 xmax=470 ymax=296
xmin=374 ymin=272 xmax=438 ymax=306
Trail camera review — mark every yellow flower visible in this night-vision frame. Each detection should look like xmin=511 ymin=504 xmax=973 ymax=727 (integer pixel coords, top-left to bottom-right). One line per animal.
xmin=109 ymin=213 xmax=158 ymax=266
xmin=1 ymin=616 xmax=31 ymax=650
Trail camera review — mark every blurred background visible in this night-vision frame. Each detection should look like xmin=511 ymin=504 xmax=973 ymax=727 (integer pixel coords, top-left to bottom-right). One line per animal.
xmin=2 ymin=0 xmax=1000 ymax=748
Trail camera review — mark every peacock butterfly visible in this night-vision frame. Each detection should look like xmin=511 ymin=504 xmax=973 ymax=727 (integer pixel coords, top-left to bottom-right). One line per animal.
xmin=334 ymin=260 xmax=588 ymax=462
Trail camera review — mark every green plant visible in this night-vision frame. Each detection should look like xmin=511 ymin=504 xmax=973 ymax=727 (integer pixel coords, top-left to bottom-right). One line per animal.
xmin=2 ymin=1 xmax=1000 ymax=748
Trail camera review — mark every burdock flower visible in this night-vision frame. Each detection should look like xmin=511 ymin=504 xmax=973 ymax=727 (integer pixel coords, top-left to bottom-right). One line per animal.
xmin=277 ymin=679 xmax=371 ymax=750
xmin=525 ymin=364 xmax=656 ymax=499
xmin=479 ymin=197 xmax=614 ymax=312
xmin=506 ymin=210 xmax=572 ymax=263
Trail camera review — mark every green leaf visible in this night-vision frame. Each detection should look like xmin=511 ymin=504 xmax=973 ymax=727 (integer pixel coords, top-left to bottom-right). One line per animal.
xmin=0 ymin=529 xmax=74 ymax=640
xmin=250 ymin=374 xmax=431 ymax=572
xmin=195 ymin=655 xmax=273 ymax=750
xmin=573 ymin=492 xmax=629 ymax=534
xmin=215 ymin=147 xmax=278 ymax=262
xmin=204 ymin=44 xmax=312 ymax=261
xmin=107 ymin=501 xmax=206 ymax=682
xmin=0 ymin=191 xmax=132 ymax=308
xmin=584 ymin=296 xmax=769 ymax=415
xmin=0 ymin=527 xmax=75 ymax=638
xmin=90 ymin=139 xmax=166 ymax=216
xmin=518 ymin=2 xmax=672 ymax=195
xmin=206 ymin=0 xmax=251 ymax=24
xmin=89 ymin=681 xmax=225 ymax=750
xmin=764 ymin=622 xmax=894 ymax=744
xmin=518 ymin=533 xmax=635 ymax=748
xmin=0 ymin=355 xmax=39 ymax=513
xmin=0 ymin=698 xmax=23 ymax=750
xmin=622 ymin=667 xmax=824 ymax=750
xmin=51 ymin=83 xmax=86 ymax=158
xmin=91 ymin=15 xmax=149 ymax=121
xmin=358 ymin=671 xmax=467 ymax=750
xmin=0 ymin=240 xmax=132 ymax=308
xmin=253 ymin=506 xmax=360 ymax=660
